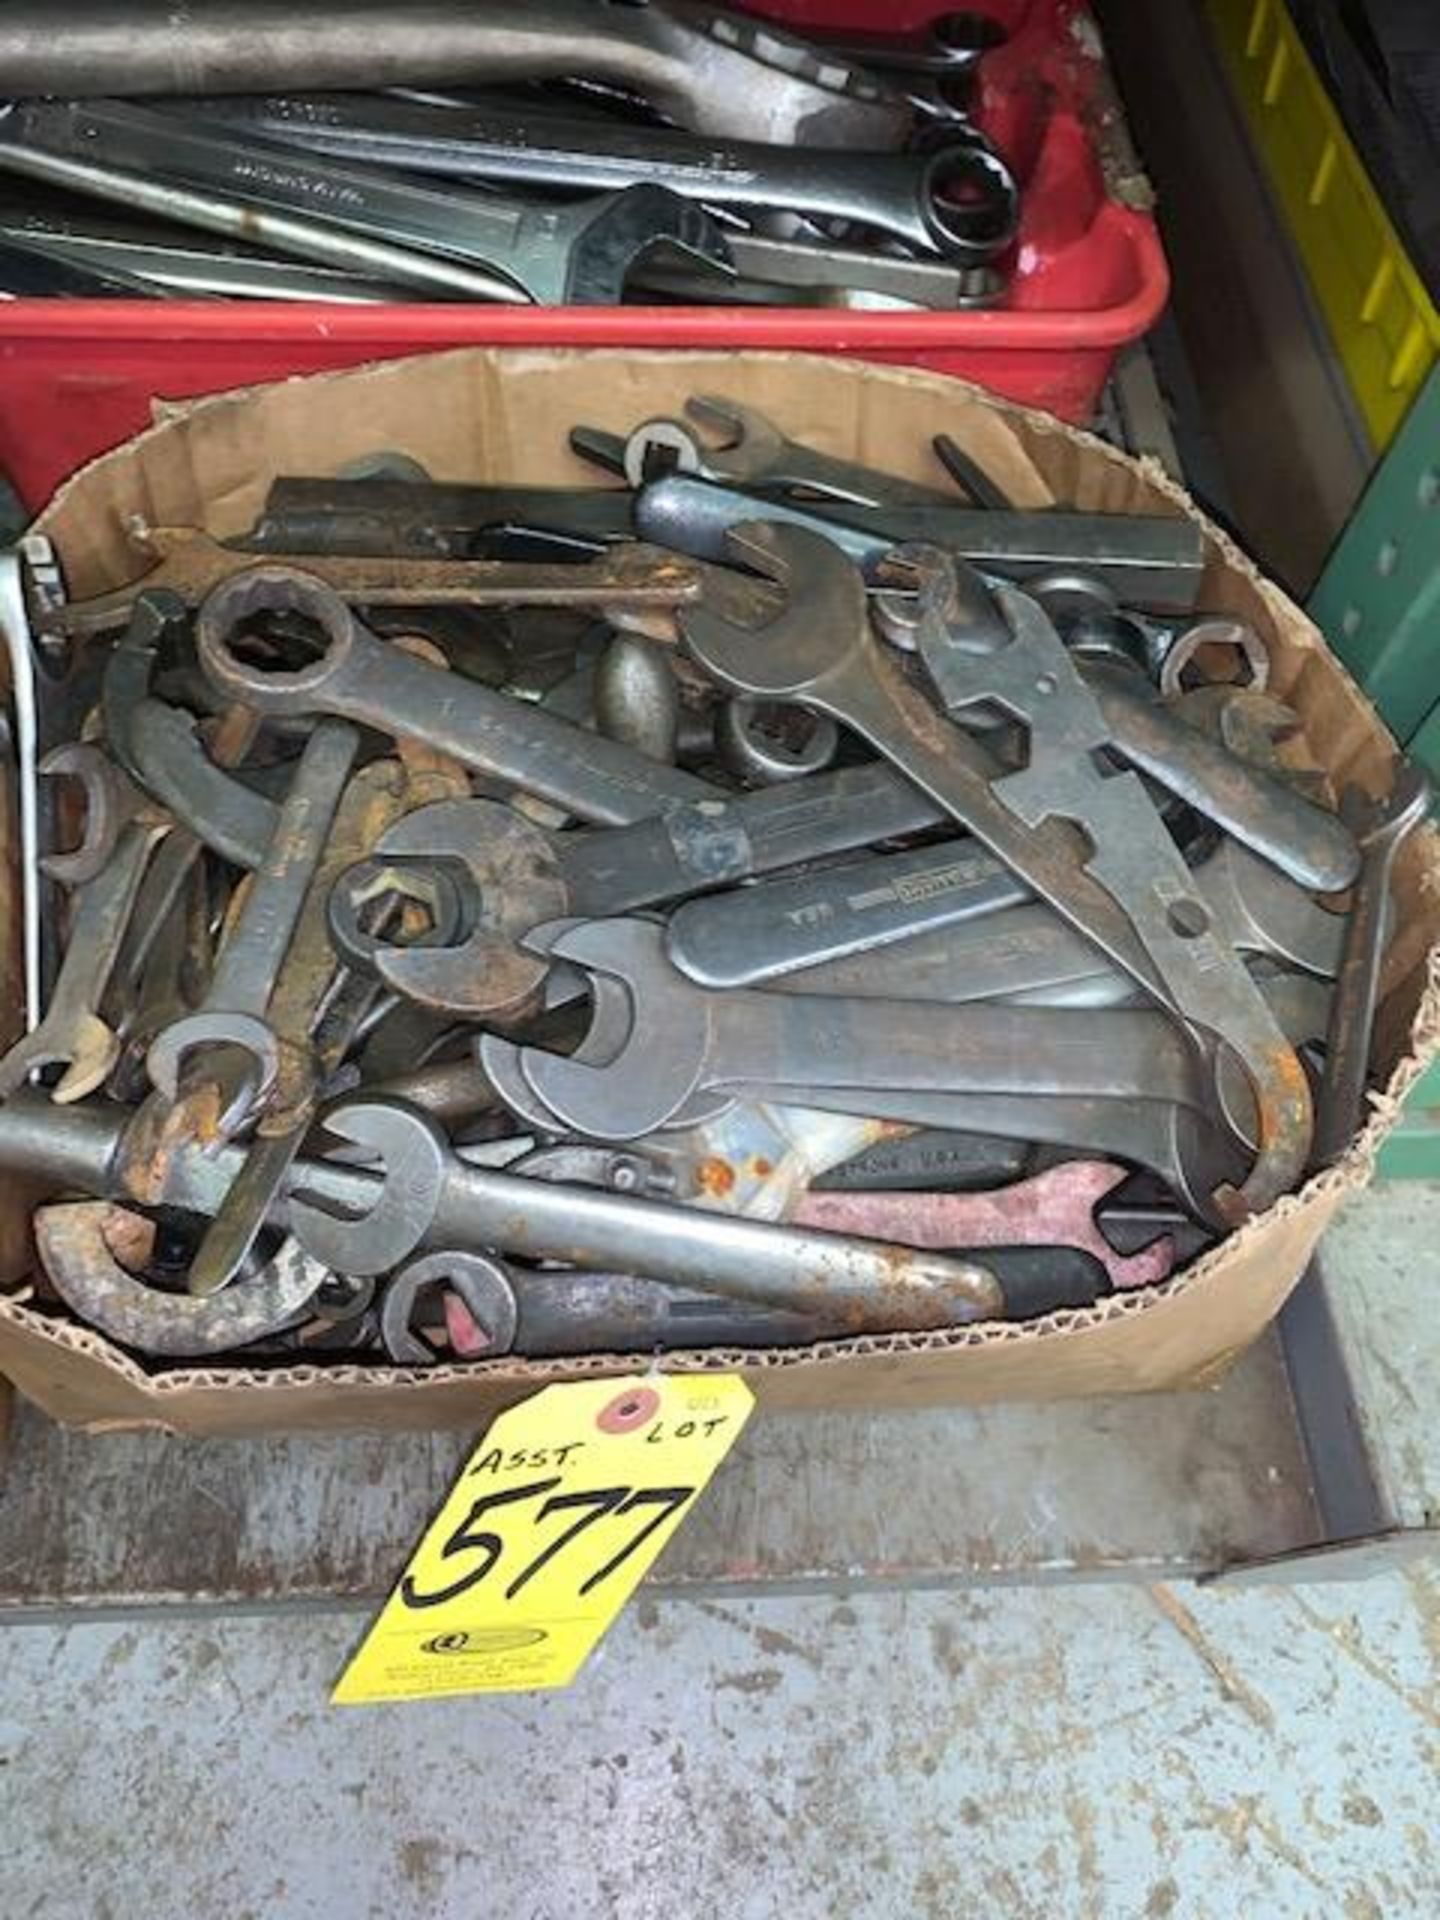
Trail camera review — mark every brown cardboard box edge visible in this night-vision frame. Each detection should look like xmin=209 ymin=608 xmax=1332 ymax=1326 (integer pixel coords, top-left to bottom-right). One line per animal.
xmin=0 ymin=345 xmax=1434 ymax=1436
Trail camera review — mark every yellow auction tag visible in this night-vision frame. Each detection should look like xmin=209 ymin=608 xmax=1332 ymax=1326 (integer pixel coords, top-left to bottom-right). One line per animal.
xmin=333 ymin=1373 xmax=754 ymax=1703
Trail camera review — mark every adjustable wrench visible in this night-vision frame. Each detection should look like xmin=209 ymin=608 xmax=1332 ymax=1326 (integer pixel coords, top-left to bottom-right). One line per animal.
xmin=640 ymin=475 xmax=1207 ymax=610
xmin=211 ymin=92 xmax=1015 ymax=263
xmin=666 ymin=824 xmax=1347 ymax=993
xmin=287 ymin=1097 xmax=1003 ymax=1331
xmin=197 ymin=566 xmax=714 ymax=827
xmin=352 ymin=764 xmax=945 ymax=1016
xmin=145 ymin=719 xmax=358 ymax=1140
xmin=573 ymin=394 xmax=962 ymax=509
xmin=35 ymin=1201 xmax=328 ymax=1358
xmin=0 ymin=1 xmax=911 ymax=146
xmin=9 ymin=101 xmax=736 ymax=306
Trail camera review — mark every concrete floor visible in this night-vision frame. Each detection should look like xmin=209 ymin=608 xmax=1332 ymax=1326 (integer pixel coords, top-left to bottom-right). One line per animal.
xmin=2 ymin=1565 xmax=1438 ymax=1917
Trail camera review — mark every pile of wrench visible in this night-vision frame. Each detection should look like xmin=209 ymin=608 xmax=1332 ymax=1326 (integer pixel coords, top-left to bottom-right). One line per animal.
xmin=0 ymin=2 xmax=1015 ymax=308
xmin=2 ymin=394 xmax=1429 ymax=1366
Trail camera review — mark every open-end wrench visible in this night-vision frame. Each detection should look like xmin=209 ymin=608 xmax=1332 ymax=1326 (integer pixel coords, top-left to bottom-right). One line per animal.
xmin=50 ymin=533 xmax=718 ymax=643
xmin=640 ymin=476 xmax=1208 ymax=611
xmin=575 ymin=395 xmax=964 ymax=509
xmin=667 ymin=833 xmax=1347 ymax=993
xmin=0 ymin=2 xmax=911 ymax=146
xmin=794 ymin=1161 xmax=1178 ymax=1290
xmin=145 ymin=718 xmax=358 ymax=1141
xmin=1311 ymin=765 xmax=1432 ymax=1167
xmin=209 ymin=92 xmax=1014 ymax=264
xmin=35 ymin=1201 xmax=328 ymax=1358
xmin=197 ymin=566 xmax=715 ymax=827
xmin=683 ymin=529 xmax=1309 ymax=1220
xmin=8 ymin=101 xmax=737 ymax=306
xmin=487 ymin=918 xmax=1323 ymax=1148
xmin=287 ymin=1096 xmax=1003 ymax=1331
xmin=353 ymin=765 xmax=946 ymax=1016
xmin=0 ymin=815 xmax=168 ymax=1105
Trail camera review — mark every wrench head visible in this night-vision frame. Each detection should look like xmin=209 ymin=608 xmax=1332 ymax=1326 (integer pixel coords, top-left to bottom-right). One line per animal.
xmin=145 ymin=1011 xmax=280 ymax=1134
xmin=196 ymin=565 xmax=359 ymax=714
xmin=683 ymin=394 xmax=782 ymax=484
xmin=565 ymin=186 xmax=734 ymax=305
xmin=38 ymin=742 xmax=135 ymax=887
xmin=510 ymin=917 xmax=717 ymax=1140
xmin=0 ymin=1011 xmax=123 ymax=1107
xmin=679 ymin=522 xmax=870 ymax=704
xmin=35 ymin=1201 xmax=328 ymax=1358
xmin=622 ymin=419 xmax=705 ymax=490
xmin=380 ymin=1249 xmax=518 ymax=1365
xmin=288 ymin=1097 xmax=450 ymax=1278
xmin=368 ymin=798 xmax=568 ymax=1017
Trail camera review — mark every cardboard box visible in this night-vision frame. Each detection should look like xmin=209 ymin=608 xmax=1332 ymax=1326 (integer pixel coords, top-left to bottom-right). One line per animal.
xmin=1 ymin=347 xmax=1435 ymax=1435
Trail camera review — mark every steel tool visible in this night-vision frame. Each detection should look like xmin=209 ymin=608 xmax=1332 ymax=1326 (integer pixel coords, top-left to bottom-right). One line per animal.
xmin=0 ymin=122 xmax=526 ymax=305
xmin=0 ymin=2 xmax=912 ymax=145
xmin=288 ymin=1096 xmax=1004 ymax=1329
xmin=35 ymin=1201 xmax=328 ymax=1358
xmin=483 ymin=918 xmax=1320 ymax=1148
xmin=209 ymin=92 xmax=1014 ymax=263
xmin=1311 ymin=766 xmax=1432 ymax=1167
xmin=196 ymin=566 xmax=715 ymax=825
xmin=665 ymin=805 xmax=1348 ymax=991
xmin=8 ymin=101 xmax=736 ymax=307
xmin=51 ymin=533 xmax=716 ymax=642
xmin=145 ymin=718 xmax=359 ymax=1139
xmin=0 ymin=547 xmax=45 ymax=1031
xmin=379 ymin=1249 xmax=520 ymax=1363
xmin=349 ymin=766 xmax=948 ymax=1016
xmin=793 ymin=1161 xmax=1176 ymax=1290
xmin=714 ymin=697 xmax=842 ymax=785
xmin=575 ymin=394 xmax=967 ymax=508
xmin=0 ymin=815 xmax=168 ymax=1105
xmin=639 ymin=475 xmax=1208 ymax=609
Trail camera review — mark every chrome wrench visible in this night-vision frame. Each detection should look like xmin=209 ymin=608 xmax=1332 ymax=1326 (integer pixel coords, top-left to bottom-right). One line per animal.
xmin=8 ymin=100 xmax=735 ymax=306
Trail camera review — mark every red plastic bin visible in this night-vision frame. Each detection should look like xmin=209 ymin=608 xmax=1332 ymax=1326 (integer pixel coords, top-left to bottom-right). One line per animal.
xmin=0 ymin=0 xmax=1168 ymax=508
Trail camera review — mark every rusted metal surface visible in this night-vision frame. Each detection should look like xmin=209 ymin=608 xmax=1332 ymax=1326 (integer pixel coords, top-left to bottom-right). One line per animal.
xmin=794 ymin=1160 xmax=1177 ymax=1290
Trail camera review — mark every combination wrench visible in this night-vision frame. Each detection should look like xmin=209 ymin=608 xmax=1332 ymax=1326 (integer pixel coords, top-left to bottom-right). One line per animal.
xmin=207 ymin=91 xmax=1016 ymax=264
xmin=7 ymin=100 xmax=736 ymax=306
xmin=677 ymin=524 xmax=1310 ymax=1219
xmin=287 ymin=1096 xmax=1004 ymax=1331
xmin=0 ymin=1 xmax=911 ymax=146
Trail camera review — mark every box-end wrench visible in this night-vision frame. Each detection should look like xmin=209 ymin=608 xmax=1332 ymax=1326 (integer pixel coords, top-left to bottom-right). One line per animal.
xmin=0 ymin=1 xmax=911 ymax=146
xmin=145 ymin=718 xmax=358 ymax=1148
xmin=35 ymin=1201 xmax=329 ymax=1358
xmin=9 ymin=101 xmax=737 ymax=306
xmin=666 ymin=825 xmax=1347 ymax=993
xmin=343 ymin=765 xmax=947 ymax=1016
xmin=639 ymin=474 xmax=1206 ymax=611
xmin=196 ymin=566 xmax=714 ymax=827
xmin=287 ymin=1097 xmax=1003 ymax=1331
xmin=1311 ymin=765 xmax=1431 ymax=1167
xmin=208 ymin=92 xmax=1015 ymax=264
